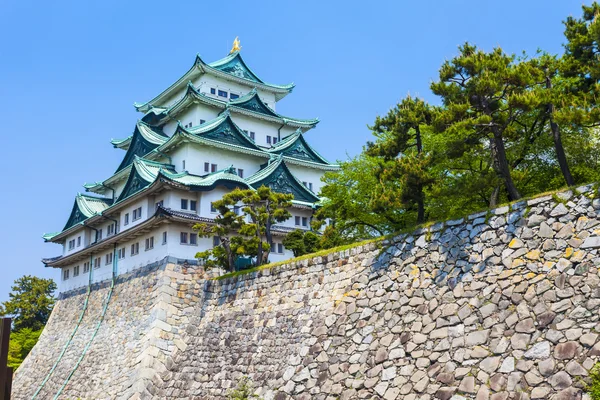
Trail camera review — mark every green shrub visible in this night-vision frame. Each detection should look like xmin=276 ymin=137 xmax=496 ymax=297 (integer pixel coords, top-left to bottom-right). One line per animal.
xmin=588 ymin=363 xmax=600 ymax=400
xmin=228 ymin=376 xmax=261 ymax=400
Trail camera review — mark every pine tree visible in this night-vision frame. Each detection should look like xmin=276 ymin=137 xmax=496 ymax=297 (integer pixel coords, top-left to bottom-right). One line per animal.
xmin=431 ymin=43 xmax=539 ymax=205
xmin=366 ymin=96 xmax=435 ymax=224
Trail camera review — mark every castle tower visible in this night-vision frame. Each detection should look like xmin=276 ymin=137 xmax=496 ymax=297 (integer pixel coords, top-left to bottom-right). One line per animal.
xmin=42 ymin=40 xmax=338 ymax=293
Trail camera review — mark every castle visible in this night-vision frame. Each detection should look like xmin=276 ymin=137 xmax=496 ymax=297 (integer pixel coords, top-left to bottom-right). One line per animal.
xmin=42 ymin=39 xmax=337 ymax=293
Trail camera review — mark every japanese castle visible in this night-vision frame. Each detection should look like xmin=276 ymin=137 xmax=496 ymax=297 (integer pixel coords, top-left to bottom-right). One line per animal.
xmin=43 ymin=39 xmax=337 ymax=293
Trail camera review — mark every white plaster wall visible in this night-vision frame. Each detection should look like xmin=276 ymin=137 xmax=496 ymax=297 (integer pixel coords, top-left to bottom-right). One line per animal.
xmin=162 ymin=106 xmax=220 ymax=137
xmin=62 ymin=230 xmax=86 ymax=256
xmin=279 ymin=209 xmax=314 ymax=229
xmin=287 ymin=164 xmax=327 ymax=196
xmin=119 ymin=198 xmax=149 ymax=233
xmin=170 ymin=143 xmax=266 ymax=177
xmin=111 ymin=180 xmax=127 ymax=201
xmin=228 ymin=113 xmax=286 ymax=148
xmin=193 ymin=75 xmax=277 ymax=109
xmin=199 ymin=186 xmax=230 ymax=218
xmin=57 ymin=222 xmax=213 ymax=293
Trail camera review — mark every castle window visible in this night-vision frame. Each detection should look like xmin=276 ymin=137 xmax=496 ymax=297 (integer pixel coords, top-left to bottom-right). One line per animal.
xmin=309 ymin=183 xmax=313 ymax=191
xmin=200 ymin=119 xmax=205 ymax=124
xmin=266 ymin=136 xmax=271 ymax=144
xmin=302 ymin=217 xmax=308 ymax=227
xmin=130 ymin=242 xmax=139 ymax=256
xmin=124 ymin=213 xmax=129 ymax=225
xmin=74 ymin=265 xmax=80 ymax=277
xmin=230 ymin=93 xmax=239 ymax=100
xmin=210 ymin=203 xmax=217 ymax=213
xmin=182 ymin=160 xmax=186 ymax=170
xmin=107 ymin=223 xmax=115 ymax=236
xmin=204 ymin=162 xmax=210 ymax=172
xmin=68 ymin=239 xmax=75 ymax=250
xmin=145 ymin=237 xmax=154 ymax=250
xmin=218 ymin=90 xmax=227 ymax=98
xmin=118 ymin=247 xmax=126 ymax=259
xmin=97 ymin=229 xmax=103 ymax=241
xmin=162 ymin=231 xmax=167 ymax=244
xmin=270 ymin=242 xmax=275 ymax=253
xmin=190 ymin=233 xmax=197 ymax=245
xmin=273 ymin=137 xmax=278 ymax=145
xmin=180 ymin=232 xmax=188 ymax=244
xmin=210 ymin=88 xmax=216 ymax=95
xmin=133 ymin=207 xmax=142 ymax=221
xmin=295 ymin=216 xmax=301 ymax=226
xmin=211 ymin=163 xmax=217 ymax=172
xmin=63 ymin=269 xmax=69 ymax=280
xmin=213 ymin=236 xmax=220 ymax=247
xmin=237 ymin=168 xmax=244 ymax=178
xmin=249 ymin=132 xmax=255 ymax=140
xmin=77 ymin=236 xmax=81 ymax=247
xmin=278 ymin=243 xmax=283 ymax=254
xmin=181 ymin=199 xmax=188 ymax=210
xmin=105 ymin=252 xmax=113 ymax=265
xmin=83 ymin=262 xmax=90 ymax=273
xmin=190 ymin=200 xmax=197 ymax=211
xmin=94 ymin=257 xmax=101 ymax=269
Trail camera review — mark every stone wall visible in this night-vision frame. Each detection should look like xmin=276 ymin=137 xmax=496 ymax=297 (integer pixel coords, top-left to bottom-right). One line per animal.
xmin=13 ymin=185 xmax=600 ymax=399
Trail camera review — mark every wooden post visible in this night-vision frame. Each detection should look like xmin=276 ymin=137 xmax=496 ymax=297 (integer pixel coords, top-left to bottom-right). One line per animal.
xmin=0 ymin=318 xmax=11 ymax=400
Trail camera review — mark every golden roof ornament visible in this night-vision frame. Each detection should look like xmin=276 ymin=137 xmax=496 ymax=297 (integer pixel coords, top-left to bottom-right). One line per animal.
xmin=230 ymin=37 xmax=242 ymax=54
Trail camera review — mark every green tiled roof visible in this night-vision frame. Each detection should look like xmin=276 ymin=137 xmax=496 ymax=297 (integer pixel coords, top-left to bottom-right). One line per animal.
xmin=115 ymin=121 xmax=169 ymax=172
xmin=246 ymin=156 xmax=320 ymax=203
xmin=134 ymin=52 xmax=294 ymax=113
xmin=42 ymin=232 xmax=60 ymax=241
xmin=63 ymin=194 xmax=113 ymax=231
xmin=147 ymin=83 xmax=318 ymax=129
xmin=267 ymin=129 xmax=331 ymax=165
xmin=117 ymin=157 xmax=249 ymax=203
xmin=116 ymin=157 xmax=176 ymax=202
xmin=110 ymin=136 xmax=132 ymax=149
xmin=186 ymin=110 xmax=264 ymax=151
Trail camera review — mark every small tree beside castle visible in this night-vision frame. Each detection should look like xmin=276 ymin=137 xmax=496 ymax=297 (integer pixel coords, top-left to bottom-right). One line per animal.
xmin=194 ymin=186 xmax=293 ymax=272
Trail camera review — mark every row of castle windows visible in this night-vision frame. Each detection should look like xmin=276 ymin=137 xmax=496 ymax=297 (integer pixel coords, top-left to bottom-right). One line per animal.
xmin=209 ymin=87 xmax=240 ymax=100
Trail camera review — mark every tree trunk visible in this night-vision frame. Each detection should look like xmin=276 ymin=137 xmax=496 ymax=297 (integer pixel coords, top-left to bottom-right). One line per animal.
xmin=415 ymin=126 xmax=425 ymax=224
xmin=415 ymin=125 xmax=423 ymax=154
xmin=257 ymin=240 xmax=263 ymax=267
xmin=416 ymin=185 xmax=425 ymax=224
xmin=546 ymin=77 xmax=575 ymax=186
xmin=222 ymin=238 xmax=235 ymax=272
xmin=489 ymin=185 xmax=500 ymax=208
xmin=490 ymin=131 xmax=521 ymax=201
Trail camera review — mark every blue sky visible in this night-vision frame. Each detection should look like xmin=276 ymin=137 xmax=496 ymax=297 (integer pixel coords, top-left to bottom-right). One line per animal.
xmin=0 ymin=0 xmax=586 ymax=302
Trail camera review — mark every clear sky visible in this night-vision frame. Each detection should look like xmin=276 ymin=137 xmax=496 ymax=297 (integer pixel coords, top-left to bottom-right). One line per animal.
xmin=0 ymin=0 xmax=588 ymax=302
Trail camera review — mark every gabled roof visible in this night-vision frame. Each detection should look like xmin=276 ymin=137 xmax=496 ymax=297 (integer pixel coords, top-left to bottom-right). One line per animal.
xmin=209 ymin=51 xmax=264 ymax=83
xmin=116 ymin=157 xmax=250 ymax=203
xmin=116 ymin=157 xmax=176 ymax=202
xmin=246 ymin=156 xmax=320 ymax=203
xmin=268 ymin=129 xmax=331 ymax=165
xmin=63 ymin=194 xmax=113 ymax=231
xmin=185 ymin=110 xmax=263 ymax=150
xmin=149 ymin=111 xmax=268 ymax=159
xmin=114 ymin=121 xmax=169 ymax=172
xmin=142 ymin=83 xmax=318 ymax=129
xmin=134 ymin=52 xmax=294 ymax=113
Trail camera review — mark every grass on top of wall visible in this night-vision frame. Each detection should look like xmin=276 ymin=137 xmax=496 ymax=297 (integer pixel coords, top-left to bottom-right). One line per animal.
xmin=212 ymin=237 xmax=383 ymax=281
xmin=210 ymin=181 xmax=599 ymax=282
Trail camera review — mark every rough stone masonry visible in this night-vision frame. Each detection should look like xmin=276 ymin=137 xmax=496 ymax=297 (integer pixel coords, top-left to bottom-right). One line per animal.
xmin=13 ymin=184 xmax=600 ymax=399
